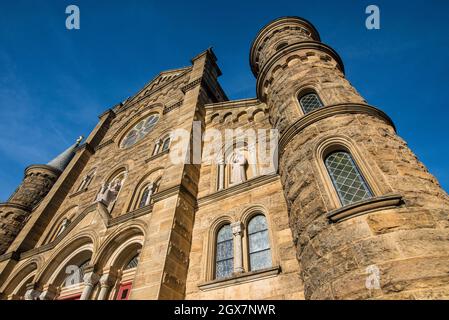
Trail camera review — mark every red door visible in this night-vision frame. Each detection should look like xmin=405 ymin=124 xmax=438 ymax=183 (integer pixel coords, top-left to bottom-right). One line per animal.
xmin=116 ymin=282 xmax=132 ymax=300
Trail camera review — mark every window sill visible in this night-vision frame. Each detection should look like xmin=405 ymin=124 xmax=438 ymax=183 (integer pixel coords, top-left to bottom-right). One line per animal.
xmin=69 ymin=188 xmax=88 ymax=198
xmin=326 ymin=194 xmax=404 ymax=223
xmin=145 ymin=149 xmax=170 ymax=163
xmin=198 ymin=266 xmax=281 ymax=291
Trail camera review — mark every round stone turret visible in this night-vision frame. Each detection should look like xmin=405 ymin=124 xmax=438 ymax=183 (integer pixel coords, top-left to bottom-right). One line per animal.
xmin=0 ymin=138 xmax=82 ymax=255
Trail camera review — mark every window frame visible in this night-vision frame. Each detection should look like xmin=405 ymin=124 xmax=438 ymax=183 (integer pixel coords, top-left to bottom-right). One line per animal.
xmin=298 ymin=92 xmax=324 ymax=115
xmin=247 ymin=214 xmax=272 ymax=272
xmin=214 ymin=223 xmax=234 ymax=280
xmin=325 ymin=150 xmax=373 ymax=207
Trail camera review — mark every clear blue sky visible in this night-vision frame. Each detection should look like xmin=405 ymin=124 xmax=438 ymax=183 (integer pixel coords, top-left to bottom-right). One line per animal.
xmin=0 ymin=0 xmax=448 ymax=201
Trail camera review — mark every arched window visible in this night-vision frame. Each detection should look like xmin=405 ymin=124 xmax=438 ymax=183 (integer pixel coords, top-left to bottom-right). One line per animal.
xmin=54 ymin=218 xmax=71 ymax=239
xmin=120 ymin=114 xmax=159 ymax=149
xmin=247 ymin=215 xmax=272 ymax=271
xmin=325 ymin=151 xmax=373 ymax=206
xmin=215 ymin=224 xmax=234 ymax=279
xmin=299 ymin=92 xmax=323 ymax=114
xmin=77 ymin=169 xmax=96 ymax=192
xmin=138 ymin=184 xmax=153 ymax=209
xmin=161 ymin=136 xmax=171 ymax=152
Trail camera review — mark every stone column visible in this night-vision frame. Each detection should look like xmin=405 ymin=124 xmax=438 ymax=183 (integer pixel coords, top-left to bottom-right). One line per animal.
xmin=39 ymin=284 xmax=58 ymax=300
xmin=144 ymin=183 xmax=155 ymax=206
xmin=153 ymin=140 xmax=162 ymax=156
xmin=24 ymin=283 xmax=41 ymax=300
xmin=80 ymin=270 xmax=100 ymax=300
xmin=231 ymin=222 xmax=244 ymax=274
xmin=97 ymin=270 xmax=118 ymax=300
xmin=218 ymin=160 xmax=225 ymax=190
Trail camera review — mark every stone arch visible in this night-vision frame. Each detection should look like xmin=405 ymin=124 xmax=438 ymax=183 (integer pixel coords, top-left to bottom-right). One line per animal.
xmin=35 ymin=232 xmax=96 ymax=286
xmin=125 ymin=167 xmax=164 ymax=211
xmin=222 ymin=141 xmax=258 ymax=189
xmin=210 ymin=113 xmax=220 ymax=123
xmin=236 ymin=111 xmax=248 ymax=123
xmin=221 ymin=112 xmax=233 ymax=123
xmin=0 ymin=259 xmax=40 ymax=299
xmin=41 ymin=205 xmax=79 ymax=245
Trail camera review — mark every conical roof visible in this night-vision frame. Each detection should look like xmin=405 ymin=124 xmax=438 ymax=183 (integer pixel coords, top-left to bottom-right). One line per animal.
xmin=47 ymin=136 xmax=83 ymax=172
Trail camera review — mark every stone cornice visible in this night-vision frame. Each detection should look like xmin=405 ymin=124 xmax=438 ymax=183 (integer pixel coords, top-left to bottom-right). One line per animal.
xmin=113 ymin=68 xmax=192 ymax=115
xmin=327 ymin=194 xmax=404 ymax=223
xmin=204 ymin=98 xmax=261 ymax=111
xmin=163 ymin=101 xmax=183 ymax=114
xmin=181 ymin=77 xmax=203 ymax=93
xmin=0 ymin=250 xmax=20 ymax=263
xmin=25 ymin=164 xmax=61 ymax=177
xmin=197 ymin=174 xmax=280 ymax=207
xmin=279 ymin=103 xmax=396 ymax=156
xmin=0 ymin=202 xmax=31 ymax=212
xmin=250 ymin=16 xmax=321 ymax=76
xmin=256 ymin=41 xmax=345 ymax=100
xmin=145 ymin=149 xmax=170 ymax=164
xmin=76 ymin=142 xmax=95 ymax=155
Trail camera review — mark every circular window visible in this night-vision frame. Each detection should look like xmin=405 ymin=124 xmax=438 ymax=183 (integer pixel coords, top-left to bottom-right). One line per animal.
xmin=120 ymin=114 xmax=159 ymax=148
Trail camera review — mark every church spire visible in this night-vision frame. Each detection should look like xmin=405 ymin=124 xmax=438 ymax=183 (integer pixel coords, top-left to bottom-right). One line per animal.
xmin=47 ymin=136 xmax=83 ymax=172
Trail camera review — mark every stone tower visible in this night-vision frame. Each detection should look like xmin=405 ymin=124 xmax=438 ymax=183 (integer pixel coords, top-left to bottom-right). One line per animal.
xmin=0 ymin=138 xmax=82 ymax=255
xmin=250 ymin=17 xmax=449 ymax=299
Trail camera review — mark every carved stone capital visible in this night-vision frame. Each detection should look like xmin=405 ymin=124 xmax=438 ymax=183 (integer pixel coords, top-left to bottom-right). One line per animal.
xmin=231 ymin=221 xmax=243 ymax=236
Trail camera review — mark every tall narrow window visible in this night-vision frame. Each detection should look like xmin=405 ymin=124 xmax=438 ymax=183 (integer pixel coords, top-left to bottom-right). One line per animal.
xmin=325 ymin=151 xmax=373 ymax=206
xmin=248 ymin=215 xmax=272 ymax=271
xmin=299 ymin=93 xmax=323 ymax=114
xmin=215 ymin=224 xmax=234 ymax=279
xmin=161 ymin=137 xmax=171 ymax=152
xmin=139 ymin=186 xmax=150 ymax=208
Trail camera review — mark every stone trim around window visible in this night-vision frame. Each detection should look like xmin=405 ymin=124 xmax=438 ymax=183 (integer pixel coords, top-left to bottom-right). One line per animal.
xmin=198 ymin=265 xmax=281 ymax=291
xmin=326 ymin=193 xmax=404 ymax=223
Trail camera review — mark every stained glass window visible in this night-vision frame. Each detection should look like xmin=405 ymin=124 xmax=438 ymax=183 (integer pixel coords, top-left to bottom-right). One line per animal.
xmin=248 ymin=215 xmax=272 ymax=271
xmin=215 ymin=224 xmax=234 ymax=279
xmin=325 ymin=151 xmax=373 ymax=206
xmin=121 ymin=115 xmax=159 ymax=148
xmin=124 ymin=254 xmax=139 ymax=270
xmin=299 ymin=93 xmax=323 ymax=114
xmin=161 ymin=137 xmax=171 ymax=152
xmin=139 ymin=186 xmax=150 ymax=208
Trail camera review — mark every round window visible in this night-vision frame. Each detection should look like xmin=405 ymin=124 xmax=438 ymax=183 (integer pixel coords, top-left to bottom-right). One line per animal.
xmin=120 ymin=114 xmax=159 ymax=148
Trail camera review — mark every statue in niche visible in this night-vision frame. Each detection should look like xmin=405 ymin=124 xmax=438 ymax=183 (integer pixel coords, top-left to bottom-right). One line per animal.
xmin=230 ymin=150 xmax=247 ymax=185
xmin=96 ymin=178 xmax=123 ymax=210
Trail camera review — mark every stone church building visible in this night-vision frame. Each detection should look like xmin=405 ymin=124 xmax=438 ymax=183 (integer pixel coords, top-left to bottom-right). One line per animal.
xmin=0 ymin=17 xmax=448 ymax=300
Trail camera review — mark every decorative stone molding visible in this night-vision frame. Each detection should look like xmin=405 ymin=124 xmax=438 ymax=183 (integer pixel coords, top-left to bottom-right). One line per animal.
xmin=145 ymin=148 xmax=170 ymax=163
xmin=181 ymin=77 xmax=203 ymax=93
xmin=197 ymin=174 xmax=280 ymax=207
xmin=198 ymin=266 xmax=281 ymax=291
xmin=256 ymin=41 xmax=345 ymax=99
xmin=326 ymin=194 xmax=404 ymax=223
xmin=163 ymin=101 xmax=183 ymax=114
xmin=279 ymin=103 xmax=396 ymax=156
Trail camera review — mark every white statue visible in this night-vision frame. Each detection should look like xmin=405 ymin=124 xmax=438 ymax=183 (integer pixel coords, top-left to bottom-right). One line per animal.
xmin=96 ymin=179 xmax=122 ymax=208
xmin=230 ymin=150 xmax=247 ymax=185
